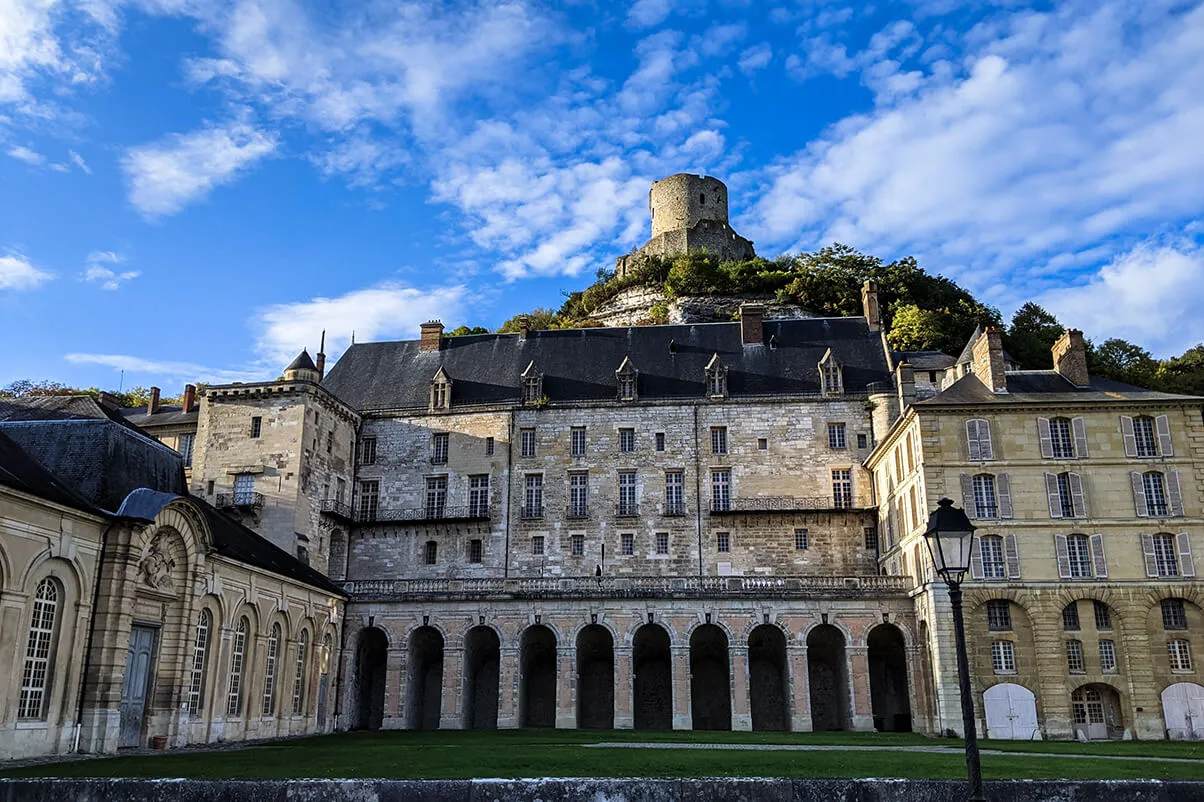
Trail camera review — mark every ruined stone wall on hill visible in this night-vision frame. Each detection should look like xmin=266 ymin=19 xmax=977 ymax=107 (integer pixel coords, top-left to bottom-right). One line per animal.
xmin=590 ymin=285 xmax=815 ymax=327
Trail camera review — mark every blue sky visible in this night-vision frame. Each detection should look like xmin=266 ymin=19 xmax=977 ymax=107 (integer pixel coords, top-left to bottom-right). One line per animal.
xmin=2 ymin=0 xmax=1203 ymax=393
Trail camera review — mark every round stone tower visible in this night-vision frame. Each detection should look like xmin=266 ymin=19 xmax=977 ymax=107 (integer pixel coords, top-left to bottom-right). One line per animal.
xmin=649 ymin=173 xmax=730 ymax=239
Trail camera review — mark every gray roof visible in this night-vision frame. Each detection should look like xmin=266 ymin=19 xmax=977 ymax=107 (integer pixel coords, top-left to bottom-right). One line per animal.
xmin=893 ymin=351 xmax=956 ymax=371
xmin=954 ymin=326 xmax=1018 ymax=368
xmin=0 ymin=429 xmax=104 ymax=515
xmin=118 ymin=404 xmax=199 ymax=429
xmin=323 ymin=318 xmax=892 ymax=411
xmin=917 ymin=370 xmax=1203 ymax=406
xmin=286 ymin=350 xmax=318 ymax=372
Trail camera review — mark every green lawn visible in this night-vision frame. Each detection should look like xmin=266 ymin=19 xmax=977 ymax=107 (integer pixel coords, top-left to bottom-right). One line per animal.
xmin=2 ymin=730 xmax=1200 ymax=781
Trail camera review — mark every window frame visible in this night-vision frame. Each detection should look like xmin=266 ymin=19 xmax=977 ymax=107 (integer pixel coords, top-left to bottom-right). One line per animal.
xmin=185 ymin=608 xmax=212 ymax=716
xmin=18 ymin=578 xmax=60 ymax=721
xmin=226 ymin=616 xmax=249 ymax=717
xmin=828 ymin=422 xmax=847 ymax=450
xmin=794 ymin=528 xmax=809 ymax=551
xmin=716 ymin=531 xmax=731 ymax=553
xmin=262 ymin=623 xmax=282 ymax=716
xmin=986 ymin=599 xmax=1012 ymax=631
xmin=991 ymin=640 xmax=1016 ymax=674
xmin=1065 ymin=639 xmax=1085 ymax=673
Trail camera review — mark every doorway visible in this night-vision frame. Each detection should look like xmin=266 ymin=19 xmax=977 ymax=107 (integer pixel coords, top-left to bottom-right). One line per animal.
xmin=119 ymin=625 xmax=157 ymax=748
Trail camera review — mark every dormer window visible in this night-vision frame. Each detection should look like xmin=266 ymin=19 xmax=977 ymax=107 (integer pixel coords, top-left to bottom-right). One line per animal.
xmin=616 ymin=356 xmax=638 ymax=402
xmin=705 ymin=353 xmax=728 ymax=399
xmin=521 ymin=361 xmax=543 ymax=404
xmin=819 ymin=349 xmax=843 ymax=396
xmin=429 ymin=367 xmax=452 ymax=411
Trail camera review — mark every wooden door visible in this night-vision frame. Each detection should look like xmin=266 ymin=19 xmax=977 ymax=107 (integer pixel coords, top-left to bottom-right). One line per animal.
xmin=119 ymin=626 xmax=156 ymax=748
xmin=1163 ymin=683 xmax=1204 ymax=740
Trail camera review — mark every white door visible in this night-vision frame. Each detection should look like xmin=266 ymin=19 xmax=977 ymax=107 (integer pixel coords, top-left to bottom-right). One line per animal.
xmin=1163 ymin=683 xmax=1204 ymax=740
xmin=984 ymin=683 xmax=1039 ymax=740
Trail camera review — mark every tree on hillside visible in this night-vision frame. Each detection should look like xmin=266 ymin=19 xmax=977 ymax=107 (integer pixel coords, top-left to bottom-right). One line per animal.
xmin=448 ymin=325 xmax=490 ymax=336
xmin=1004 ymin=303 xmax=1064 ymax=370
xmin=1156 ymin=345 xmax=1204 ymax=395
xmin=496 ymin=308 xmax=559 ymax=334
xmin=1089 ymin=339 xmax=1159 ymax=388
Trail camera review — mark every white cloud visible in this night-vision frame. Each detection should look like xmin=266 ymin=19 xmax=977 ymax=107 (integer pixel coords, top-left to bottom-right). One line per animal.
xmin=81 ymin=250 xmax=138 ymax=290
xmin=0 ymin=0 xmax=115 ymax=109
xmin=7 ymin=144 xmax=44 ymax=164
xmin=627 ymin=0 xmax=673 ymax=29
xmin=63 ymin=352 xmax=263 ymax=383
xmin=121 ymin=121 xmax=277 ymax=217
xmin=0 ymin=252 xmax=53 ymax=290
xmin=68 ymin=148 xmax=90 ymax=173
xmin=738 ymin=43 xmax=773 ymax=75
xmin=254 ymin=282 xmax=467 ymax=366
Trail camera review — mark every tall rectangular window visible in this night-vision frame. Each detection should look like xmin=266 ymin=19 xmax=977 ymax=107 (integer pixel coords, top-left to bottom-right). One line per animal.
xmin=716 ymin=532 xmax=730 ymax=553
xmin=621 ymin=533 xmax=635 ymax=555
xmin=524 ymin=474 xmax=543 ymax=517
xmin=486 ymin=436 xmax=495 ymax=456
xmin=226 ymin=617 xmax=248 ymax=716
xmin=1153 ymin=533 xmax=1179 ymax=576
xmin=468 ymin=475 xmax=489 ymax=517
xmin=1066 ymin=639 xmax=1085 ymax=673
xmin=711 ymin=470 xmax=731 ymax=512
xmin=1093 ymin=600 xmax=1112 ymax=630
xmin=178 ymin=433 xmax=195 ymax=467
xmin=986 ymin=600 xmax=1011 ymax=631
xmin=520 ymin=428 xmax=536 ymax=458
xmin=1056 ymin=472 xmax=1075 ymax=517
xmin=358 ymin=480 xmax=379 ymax=521
xmin=711 ymin=426 xmax=727 ymax=455
xmin=425 ymin=476 xmax=447 ymax=519
xmin=1169 ymin=639 xmax=1194 ymax=672
xmin=794 ymin=528 xmax=809 ymax=551
xmin=186 ymin=610 xmax=211 ymax=716
xmin=655 ymin=432 xmax=666 ymax=452
xmin=1099 ymin=640 xmax=1117 ymax=673
xmin=828 ymin=422 xmax=847 ymax=449
xmin=656 ymin=532 xmax=669 ymax=554
xmin=431 ymin=433 xmax=449 ymax=465
xmin=1144 ymin=471 xmax=1169 ymax=516
xmin=571 ymin=534 xmax=585 ymax=556
xmin=1063 ymin=603 xmax=1081 ymax=631
xmin=1133 ymin=416 xmax=1158 ymax=457
xmin=233 ymin=473 xmax=256 ymax=505
xmin=1066 ymin=534 xmax=1092 ymax=578
xmin=468 ymin=539 xmax=483 ymax=563
xmin=665 ymin=471 xmax=684 ymax=514
xmin=832 ymin=469 xmax=852 ymax=509
xmin=991 ymin=641 xmax=1016 ymax=674
xmin=1163 ymin=599 xmax=1188 ymax=630
xmin=619 ymin=428 xmax=635 ymax=453
xmin=618 ymin=471 xmax=637 ymax=516
xmin=359 ymin=437 xmax=377 ymax=466
xmin=864 ymin=527 xmax=877 ymax=551
xmin=569 ymin=472 xmax=589 ymax=517
xmin=571 ymin=427 xmax=587 ymax=457
xmin=1049 ymin=417 xmax=1075 ymax=458
xmin=532 ymin=535 xmax=545 ymax=556
xmin=972 ymin=474 xmax=998 ymax=518
xmin=980 ymin=536 xmax=1005 ymax=579
xmin=250 ymin=416 xmax=262 ymax=438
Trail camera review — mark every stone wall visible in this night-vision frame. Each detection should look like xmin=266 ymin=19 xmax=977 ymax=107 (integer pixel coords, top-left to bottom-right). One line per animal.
xmin=591 ymin=286 xmax=814 ymax=327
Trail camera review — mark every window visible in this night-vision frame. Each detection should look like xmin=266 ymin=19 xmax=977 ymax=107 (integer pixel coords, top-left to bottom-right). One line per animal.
xmin=359 ymin=437 xmax=377 ymax=466
xmin=569 ymin=473 xmax=589 ymax=518
xmin=1099 ymin=639 xmax=1117 ymax=673
xmin=425 ymin=476 xmax=447 ymax=519
xmin=857 ymin=433 xmax=868 ymax=449
xmin=207 ymin=480 xmax=215 ymax=495
xmin=1066 ymin=534 xmax=1093 ymax=578
xmin=1144 ymin=471 xmax=1169 ymax=516
xmin=1169 ymin=639 xmax=1194 ymax=672
xmin=832 ymin=469 xmax=852 ymax=509
xmin=186 ymin=609 xmax=212 ymax=716
xmin=617 ymin=361 xmax=638 ymax=401
xmin=1163 ymin=599 xmax=1188 ymax=630
xmin=820 ymin=351 xmax=842 ymax=396
xmin=618 ymin=471 xmax=637 ymax=516
xmin=486 ymin=437 xmax=494 ymax=456
xmin=621 ymin=533 xmax=634 ymax=555
xmin=1049 ymin=417 xmax=1075 ymax=458
xmin=178 ymin=433 xmax=195 ymax=467
xmin=297 ymin=545 xmax=309 ymax=565
xmin=1048 ymin=472 xmax=1083 ymax=518
xmin=716 ymin=532 xmax=731 ymax=553
xmin=1063 ymin=603 xmax=1081 ymax=631
xmin=711 ymin=470 xmax=731 ymax=512
xmin=966 ymin=419 xmax=993 ymax=461
xmin=906 ymin=433 xmax=916 ymax=473
xmin=795 ymin=528 xmax=809 ymax=550
xmin=430 ymin=374 xmax=450 ymax=410
xmin=656 ymin=532 xmax=669 ymax=555
xmin=468 ymin=475 xmax=489 ymax=517
xmin=226 ymin=617 xmax=249 ymax=716
xmin=357 ymin=480 xmax=379 ymax=521
xmin=314 ymin=411 xmax=320 ymax=427
xmin=619 ymin=428 xmax=635 ymax=453
xmin=532 ymin=535 xmax=545 ymax=556
xmin=1066 ymin=639 xmax=1085 ymax=673
xmin=828 ymin=422 xmax=847 ymax=449
xmin=711 ymin=426 xmax=727 ymax=455
xmin=424 ymin=540 xmax=438 ymax=565
xmin=469 ymin=539 xmax=483 ymax=563
xmin=1093 ymin=600 xmax=1112 ymax=630
xmin=520 ymin=428 xmax=536 ymax=458
xmin=262 ymin=623 xmax=281 ymax=715
xmin=571 ymin=534 xmax=585 ymax=557
xmin=755 ymin=437 xmax=768 ymax=451
xmin=291 ymin=630 xmax=309 ymax=715
xmin=972 ymin=474 xmax=998 ymax=519
xmin=233 ymin=473 xmax=256 ymax=505
xmin=521 ymin=364 xmax=542 ymax=403
xmin=706 ymin=356 xmax=727 ymax=398
xmin=18 ymin=578 xmax=59 ymax=720
xmin=1153 ymin=533 xmax=1179 ymax=577
xmin=986 ymin=600 xmax=1011 ymax=631
xmin=326 ymin=431 xmax=333 ymax=454
xmin=864 ymin=527 xmax=877 ymax=551
xmin=1132 ymin=415 xmax=1158 ymax=457
xmin=524 ymin=474 xmax=543 ymax=518
xmin=665 ymin=471 xmax=684 ymax=514
xmin=431 ymin=432 xmax=449 ymax=464
xmin=978 ymin=535 xmax=1003 ymax=579
xmin=251 ymin=416 xmax=262 ymax=438
xmin=336 ymin=477 xmax=345 ymax=503
xmin=655 ymin=432 xmax=665 ymax=452
xmin=571 ymin=427 xmax=587 ymax=457
xmin=991 ymin=641 xmax=1016 ymax=674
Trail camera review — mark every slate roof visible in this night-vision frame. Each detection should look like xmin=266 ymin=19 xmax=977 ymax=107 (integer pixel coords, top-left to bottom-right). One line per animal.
xmin=118 ymin=404 xmax=199 ymax=429
xmin=954 ymin=326 xmax=1018 ymax=368
xmin=917 ymin=370 xmax=1203 ymax=406
xmin=0 ymin=429 xmax=104 ymax=515
xmin=323 ymin=318 xmax=892 ymax=411
xmin=893 ymin=351 xmax=956 ymax=371
xmin=286 ymin=350 xmax=318 ymax=372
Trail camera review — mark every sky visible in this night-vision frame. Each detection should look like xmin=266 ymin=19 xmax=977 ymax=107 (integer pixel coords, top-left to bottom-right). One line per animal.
xmin=2 ymin=0 xmax=1203 ymax=392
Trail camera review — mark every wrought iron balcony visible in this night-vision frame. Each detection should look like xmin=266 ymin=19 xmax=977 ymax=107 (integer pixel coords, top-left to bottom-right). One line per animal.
xmin=710 ymin=496 xmax=842 ymax=514
xmin=319 ymin=498 xmax=354 ymax=521
xmin=662 ymin=502 xmax=687 ymax=517
xmin=322 ymin=500 xmax=488 ymax=524
xmin=566 ymin=504 xmax=590 ymax=519
xmin=520 ymin=504 xmax=544 ymax=520
xmin=216 ymin=492 xmax=264 ymax=512
xmin=615 ymin=502 xmax=639 ymax=518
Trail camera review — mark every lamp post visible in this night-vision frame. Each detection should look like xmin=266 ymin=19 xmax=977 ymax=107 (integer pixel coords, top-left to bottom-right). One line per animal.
xmin=922 ymin=497 xmax=985 ymax=802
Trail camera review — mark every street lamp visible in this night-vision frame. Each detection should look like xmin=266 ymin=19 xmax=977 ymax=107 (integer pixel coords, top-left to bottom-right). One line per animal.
xmin=923 ymin=497 xmax=985 ymax=802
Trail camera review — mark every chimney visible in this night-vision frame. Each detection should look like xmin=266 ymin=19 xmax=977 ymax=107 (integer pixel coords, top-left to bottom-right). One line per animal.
xmin=971 ymin=327 xmax=1008 ymax=394
xmin=147 ymin=386 xmax=161 ymax=415
xmin=519 ymin=316 xmax=530 ymax=340
xmin=862 ymin=280 xmax=880 ymax=332
xmin=1052 ymin=329 xmax=1089 ymax=387
xmin=316 ymin=329 xmax=326 ymax=379
xmin=419 ymin=320 xmax=445 ymax=352
xmin=96 ymin=391 xmax=121 ymax=410
xmin=896 ymin=361 xmax=916 ymax=410
xmin=182 ymin=384 xmax=196 ymax=413
xmin=740 ymin=303 xmax=764 ymax=345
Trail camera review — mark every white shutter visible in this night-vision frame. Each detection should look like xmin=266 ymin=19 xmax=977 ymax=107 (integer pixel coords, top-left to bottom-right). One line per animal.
xmin=1055 ymin=534 xmax=1072 ymax=579
xmin=961 ymin=473 xmax=975 ymax=517
xmin=1141 ymin=533 xmax=1159 ymax=577
xmin=997 ymin=473 xmax=1013 ymax=519
xmin=1089 ymin=533 xmax=1108 ymax=578
xmin=1120 ymin=416 xmax=1137 ymax=457
xmin=979 ymin=420 xmax=994 ymax=460
xmin=1177 ymin=533 xmax=1196 ymax=578
xmin=1071 ymin=416 xmax=1089 ymax=458
xmin=1131 ymin=471 xmax=1149 ymax=517
xmin=1156 ymin=414 xmax=1174 ymax=457
xmin=970 ymin=537 xmax=984 ymax=580
xmin=966 ymin=420 xmax=981 ymax=462
xmin=1045 ymin=473 xmax=1063 ymax=518
xmin=1167 ymin=470 xmax=1184 ymax=517
xmin=1068 ymin=473 xmax=1086 ymax=518
xmin=1037 ymin=417 xmax=1054 ymax=458
xmin=1004 ymin=533 xmax=1021 ymax=579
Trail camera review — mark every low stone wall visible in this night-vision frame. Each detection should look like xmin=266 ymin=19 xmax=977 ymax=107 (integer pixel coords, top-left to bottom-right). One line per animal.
xmin=3 ymin=778 xmax=1203 ymax=801
xmin=590 ymin=286 xmax=815 ymax=327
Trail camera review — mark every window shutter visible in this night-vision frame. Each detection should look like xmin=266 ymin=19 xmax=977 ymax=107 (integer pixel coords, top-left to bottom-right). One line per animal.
xmin=1177 ymin=533 xmax=1196 ymax=578
xmin=1156 ymin=414 xmax=1174 ymax=457
xmin=1141 ymin=533 xmax=1159 ymax=577
xmin=1168 ymin=470 xmax=1184 ymax=517
xmin=1004 ymin=533 xmax=1021 ymax=579
xmin=1055 ymin=534 xmax=1072 ymax=579
xmin=1045 ymin=472 xmax=1063 ymax=518
xmin=1120 ymin=416 xmax=1137 ymax=457
xmin=1068 ymin=473 xmax=1086 ymax=518
xmin=960 ymin=473 xmax=975 ymax=517
xmin=979 ymin=420 xmax=993 ymax=460
xmin=966 ymin=420 xmax=981 ymax=462
xmin=1037 ymin=417 xmax=1054 ymax=458
xmin=970 ymin=538 xmax=984 ymax=580
xmin=1071 ymin=416 xmax=1089 ymax=458
xmin=1131 ymin=471 xmax=1149 ymax=517
xmin=1089 ymin=533 xmax=1108 ymax=578
xmin=997 ymin=473 xmax=1013 ymax=519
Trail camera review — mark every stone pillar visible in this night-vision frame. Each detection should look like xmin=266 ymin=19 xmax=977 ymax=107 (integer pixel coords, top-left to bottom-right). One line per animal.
xmin=385 ymin=646 xmax=405 ymax=730
xmin=731 ymin=647 xmax=751 ymax=731
xmin=790 ymin=646 xmax=811 ymax=732
xmin=497 ymin=647 xmax=520 ymax=729
xmin=672 ymin=646 xmax=691 ymax=730
xmin=614 ymin=647 xmax=634 ymax=729
xmin=848 ymin=645 xmax=874 ymax=731
xmin=556 ymin=648 xmax=575 ymax=729
xmin=440 ymin=647 xmax=464 ymax=730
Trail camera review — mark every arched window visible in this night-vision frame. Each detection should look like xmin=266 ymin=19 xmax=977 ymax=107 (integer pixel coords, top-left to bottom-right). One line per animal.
xmin=18 ymin=578 xmax=60 ymax=720
xmin=263 ymin=623 xmax=282 ymax=715
xmin=292 ymin=630 xmax=309 ymax=715
xmin=186 ymin=609 xmax=212 ymax=716
xmin=226 ymin=616 xmax=249 ymax=716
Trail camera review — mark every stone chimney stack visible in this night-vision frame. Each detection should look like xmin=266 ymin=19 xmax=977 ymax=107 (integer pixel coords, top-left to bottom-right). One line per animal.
xmin=862 ymin=280 xmax=880 ymax=332
xmin=182 ymin=384 xmax=196 ymax=413
xmin=896 ymin=361 xmax=916 ymax=411
xmin=419 ymin=320 xmax=445 ymax=352
xmin=147 ymin=386 xmax=160 ymax=415
xmin=96 ymin=391 xmax=121 ymax=410
xmin=519 ymin=316 xmax=530 ymax=340
xmin=740 ymin=303 xmax=765 ymax=345
xmin=1052 ymin=329 xmax=1089 ymax=387
xmin=971 ymin=327 xmax=1008 ymax=394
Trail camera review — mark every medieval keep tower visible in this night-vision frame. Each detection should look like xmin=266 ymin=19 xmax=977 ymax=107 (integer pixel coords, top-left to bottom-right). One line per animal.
xmin=616 ymin=173 xmax=756 ymax=277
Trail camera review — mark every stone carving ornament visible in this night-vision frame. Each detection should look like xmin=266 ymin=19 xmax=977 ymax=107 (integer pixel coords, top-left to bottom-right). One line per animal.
xmin=139 ymin=531 xmax=177 ymax=591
